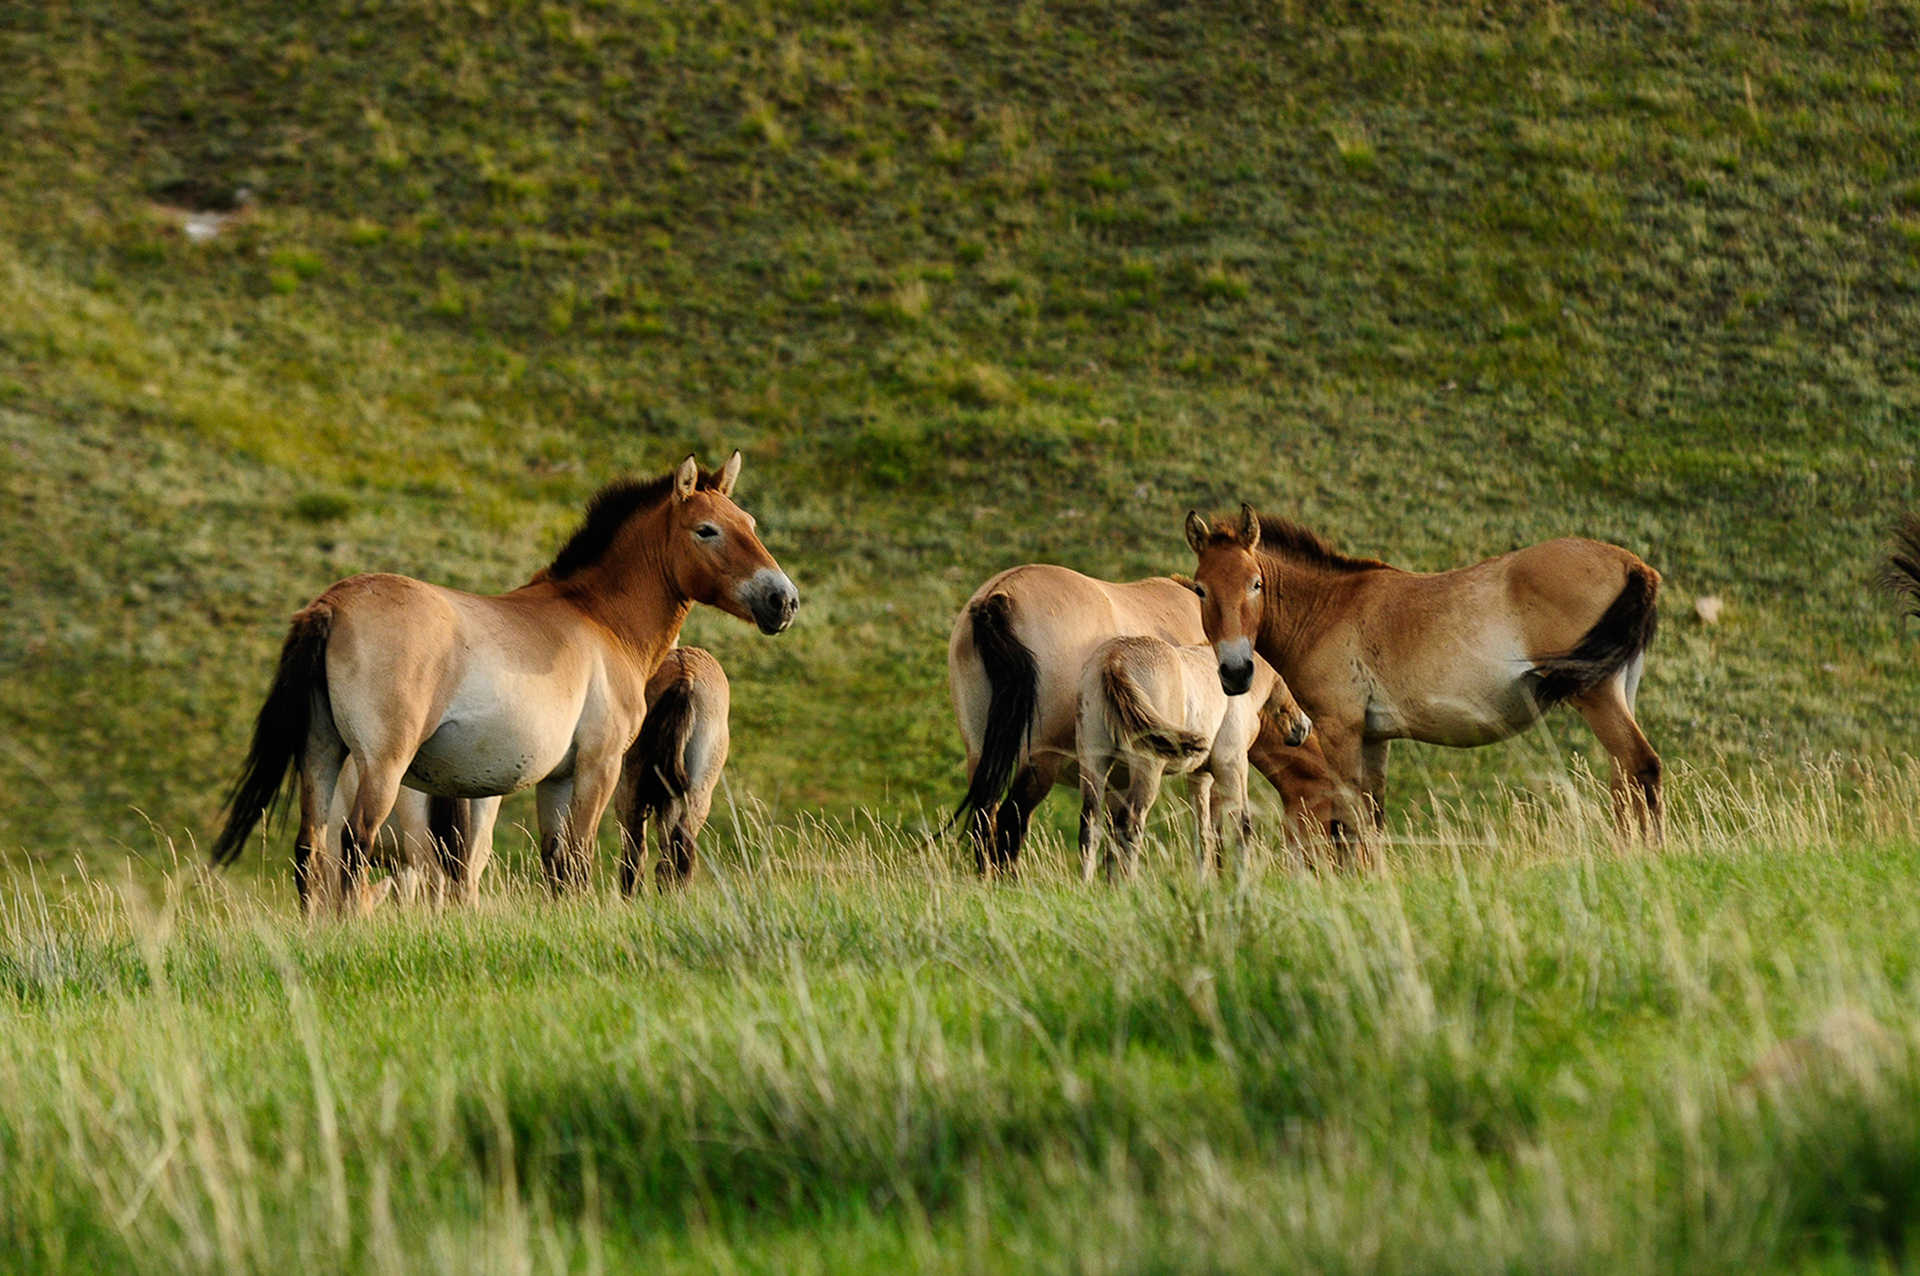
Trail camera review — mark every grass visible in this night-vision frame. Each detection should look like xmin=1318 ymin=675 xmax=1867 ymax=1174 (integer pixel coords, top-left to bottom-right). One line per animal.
xmin=3 ymin=1 xmax=1920 ymax=1267
xmin=7 ymin=769 xmax=1920 ymax=1271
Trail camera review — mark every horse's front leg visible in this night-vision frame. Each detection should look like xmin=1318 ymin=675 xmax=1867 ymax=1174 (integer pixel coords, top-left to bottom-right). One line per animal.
xmin=1360 ymin=738 xmax=1391 ymax=832
xmin=1188 ymin=770 xmax=1217 ymax=881
xmin=536 ymin=753 xmax=623 ymax=895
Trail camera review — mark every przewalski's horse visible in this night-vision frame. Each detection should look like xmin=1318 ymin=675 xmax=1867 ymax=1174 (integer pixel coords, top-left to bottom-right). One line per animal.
xmin=1183 ymin=507 xmax=1662 ymax=839
xmin=1077 ymin=636 xmax=1310 ymax=882
xmin=309 ymin=774 xmax=499 ymax=910
xmin=615 ymin=646 xmax=730 ymax=895
xmin=948 ymin=564 xmax=1363 ymax=875
xmin=213 ymin=453 xmax=797 ymax=914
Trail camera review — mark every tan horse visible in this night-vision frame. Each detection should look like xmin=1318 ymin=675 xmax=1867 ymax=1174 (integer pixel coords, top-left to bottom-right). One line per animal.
xmin=213 ymin=453 xmax=797 ymax=913
xmin=615 ymin=646 xmax=730 ymax=894
xmin=1184 ymin=507 xmax=1662 ymax=838
xmin=1077 ymin=637 xmax=1308 ymax=882
xmin=948 ymin=564 xmax=1362 ymax=875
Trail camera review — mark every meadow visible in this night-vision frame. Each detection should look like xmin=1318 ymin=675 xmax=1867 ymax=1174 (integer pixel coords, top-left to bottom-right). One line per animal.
xmin=4 ymin=0 xmax=1920 ymax=1269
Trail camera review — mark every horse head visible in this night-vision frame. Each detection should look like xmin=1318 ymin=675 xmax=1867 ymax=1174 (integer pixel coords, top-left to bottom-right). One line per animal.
xmin=1183 ymin=502 xmax=1266 ymax=695
xmin=661 ymin=452 xmax=799 ymax=634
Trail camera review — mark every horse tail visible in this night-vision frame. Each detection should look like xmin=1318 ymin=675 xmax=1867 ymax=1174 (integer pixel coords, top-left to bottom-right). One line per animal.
xmin=426 ymin=796 xmax=471 ymax=881
xmin=631 ymin=656 xmax=697 ymax=817
xmin=1099 ymin=650 xmax=1211 ymax=762
xmin=951 ymin=591 xmax=1039 ymax=828
xmin=212 ymin=603 xmax=333 ymax=867
xmin=1528 ymin=560 xmax=1660 ymax=707
xmin=1881 ymin=513 xmax=1920 ymax=617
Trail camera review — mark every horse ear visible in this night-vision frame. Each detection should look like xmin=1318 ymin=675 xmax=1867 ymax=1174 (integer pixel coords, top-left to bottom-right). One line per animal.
xmin=1238 ymin=503 xmax=1260 ymax=550
xmin=1184 ymin=510 xmax=1210 ymax=554
xmin=716 ymin=450 xmax=742 ymax=497
xmin=674 ymin=455 xmax=699 ymax=502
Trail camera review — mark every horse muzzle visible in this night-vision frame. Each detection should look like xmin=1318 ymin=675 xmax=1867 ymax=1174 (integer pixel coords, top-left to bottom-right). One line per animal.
xmin=742 ymin=569 xmax=799 ymax=634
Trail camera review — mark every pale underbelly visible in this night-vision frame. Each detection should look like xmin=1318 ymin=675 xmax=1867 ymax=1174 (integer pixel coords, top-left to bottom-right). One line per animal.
xmin=404 ymin=715 xmax=577 ymax=798
xmin=1367 ymin=680 xmax=1540 ymax=747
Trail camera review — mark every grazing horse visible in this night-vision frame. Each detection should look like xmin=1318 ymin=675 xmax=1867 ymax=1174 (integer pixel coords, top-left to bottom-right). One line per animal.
xmin=1077 ymin=636 xmax=1310 ymax=882
xmin=1183 ymin=506 xmax=1662 ymax=839
xmin=948 ymin=564 xmax=1364 ymax=875
xmin=615 ymin=646 xmax=730 ymax=894
xmin=213 ymin=452 xmax=798 ymax=914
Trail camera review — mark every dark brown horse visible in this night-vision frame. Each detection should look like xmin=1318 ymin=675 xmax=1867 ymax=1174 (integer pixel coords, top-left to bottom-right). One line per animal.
xmin=1185 ymin=507 xmax=1662 ymax=839
xmin=214 ymin=453 xmax=797 ymax=914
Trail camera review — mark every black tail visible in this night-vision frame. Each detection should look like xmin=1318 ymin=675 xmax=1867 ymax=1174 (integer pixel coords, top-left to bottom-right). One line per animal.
xmin=1527 ymin=562 xmax=1660 ymax=707
xmin=629 ymin=666 xmax=696 ymax=820
xmin=1882 ymin=514 xmax=1920 ymax=617
xmin=212 ymin=604 xmax=333 ymax=867
xmin=426 ymin=796 xmax=471 ymax=881
xmin=951 ymin=592 xmax=1039 ymax=829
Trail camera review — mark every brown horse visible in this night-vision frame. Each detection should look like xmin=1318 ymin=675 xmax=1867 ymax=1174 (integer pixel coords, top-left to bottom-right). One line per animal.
xmin=948 ymin=564 xmax=1363 ymax=875
xmin=1184 ymin=507 xmax=1662 ymax=839
xmin=615 ymin=646 xmax=730 ymax=894
xmin=214 ymin=453 xmax=797 ymax=913
xmin=1077 ymin=637 xmax=1310 ymax=881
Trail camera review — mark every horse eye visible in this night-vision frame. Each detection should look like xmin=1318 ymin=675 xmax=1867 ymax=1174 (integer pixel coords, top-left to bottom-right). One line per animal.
xmin=1194 ymin=585 xmax=1208 ymax=600
xmin=1249 ymin=579 xmax=1263 ymax=596
xmin=693 ymin=523 xmax=721 ymax=541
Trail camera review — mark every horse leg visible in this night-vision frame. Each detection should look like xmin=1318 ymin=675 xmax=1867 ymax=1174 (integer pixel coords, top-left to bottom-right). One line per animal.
xmin=992 ymin=762 xmax=1054 ymax=874
xmin=1189 ymin=770 xmax=1217 ymax=881
xmin=341 ymin=752 xmax=408 ymax=917
xmin=538 ymin=754 xmax=623 ymax=894
xmin=456 ymin=797 xmax=500 ymax=906
xmin=1360 ymin=739 xmax=1391 ymax=831
xmin=295 ymin=726 xmax=347 ymax=921
xmin=1571 ymin=677 xmax=1663 ymax=842
xmin=1116 ymin=765 xmax=1161 ymax=881
xmin=655 ymin=797 xmax=697 ymax=890
xmin=1078 ymin=766 xmax=1105 ymax=884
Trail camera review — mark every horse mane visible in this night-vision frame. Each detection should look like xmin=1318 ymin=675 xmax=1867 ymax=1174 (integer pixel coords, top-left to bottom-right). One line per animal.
xmin=547 ymin=468 xmax=720 ymax=580
xmin=1243 ymin=516 xmax=1393 ymax=574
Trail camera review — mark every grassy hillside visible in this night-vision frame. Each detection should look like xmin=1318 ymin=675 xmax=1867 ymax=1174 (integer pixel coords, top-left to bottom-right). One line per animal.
xmin=3 ymin=0 xmax=1919 ymax=876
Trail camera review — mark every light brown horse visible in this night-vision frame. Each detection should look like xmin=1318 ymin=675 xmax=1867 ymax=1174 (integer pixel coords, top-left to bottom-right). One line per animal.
xmin=948 ymin=564 xmax=1363 ymax=874
xmin=1184 ymin=507 xmax=1662 ymax=838
xmin=615 ymin=646 xmax=730 ymax=894
xmin=1077 ymin=637 xmax=1309 ymax=881
xmin=214 ymin=452 xmax=797 ymax=913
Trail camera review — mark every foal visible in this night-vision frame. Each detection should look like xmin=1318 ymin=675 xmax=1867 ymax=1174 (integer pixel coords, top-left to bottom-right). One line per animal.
xmin=616 ymin=647 xmax=730 ymax=894
xmin=1077 ymin=636 xmax=1311 ymax=881
xmin=214 ymin=452 xmax=797 ymax=914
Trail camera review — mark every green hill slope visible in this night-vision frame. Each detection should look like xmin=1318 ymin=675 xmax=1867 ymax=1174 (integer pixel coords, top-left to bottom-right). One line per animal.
xmin=3 ymin=1 xmax=1917 ymax=874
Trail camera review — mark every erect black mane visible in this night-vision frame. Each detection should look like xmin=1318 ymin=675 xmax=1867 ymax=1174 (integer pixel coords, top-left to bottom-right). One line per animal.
xmin=547 ymin=468 xmax=719 ymax=580
xmin=1228 ymin=515 xmax=1393 ymax=574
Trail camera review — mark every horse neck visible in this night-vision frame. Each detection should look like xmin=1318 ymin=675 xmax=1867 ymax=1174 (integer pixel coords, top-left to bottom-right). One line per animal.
xmin=1258 ymin=553 xmax=1348 ymax=664
xmin=555 ymin=506 xmax=692 ymax=672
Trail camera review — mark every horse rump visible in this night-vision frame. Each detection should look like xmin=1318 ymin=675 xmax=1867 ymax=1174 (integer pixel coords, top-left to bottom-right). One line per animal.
xmin=1098 ymin=651 xmax=1210 ymax=762
xmin=628 ymin=664 xmax=697 ymax=819
xmin=1527 ymin=561 xmax=1659 ymax=707
xmin=950 ymin=591 xmax=1040 ymax=828
xmin=1882 ymin=513 xmax=1920 ymax=617
xmin=212 ymin=602 xmax=333 ymax=867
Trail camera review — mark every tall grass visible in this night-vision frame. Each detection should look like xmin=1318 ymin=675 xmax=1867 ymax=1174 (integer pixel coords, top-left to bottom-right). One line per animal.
xmin=6 ymin=764 xmax=1920 ymax=1271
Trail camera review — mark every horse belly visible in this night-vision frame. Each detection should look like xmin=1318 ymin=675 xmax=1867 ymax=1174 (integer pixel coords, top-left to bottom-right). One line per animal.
xmin=404 ymin=710 xmax=575 ymax=798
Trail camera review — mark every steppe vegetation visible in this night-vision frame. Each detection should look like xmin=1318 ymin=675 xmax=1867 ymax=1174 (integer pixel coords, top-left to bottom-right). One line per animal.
xmin=3 ymin=0 xmax=1920 ymax=1269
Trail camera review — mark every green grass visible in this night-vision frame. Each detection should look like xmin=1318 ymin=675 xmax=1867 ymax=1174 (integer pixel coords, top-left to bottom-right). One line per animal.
xmin=2 ymin=0 xmax=1918 ymax=868
xmin=7 ymin=772 xmax=1920 ymax=1271
xmin=4 ymin=2 xmax=1920 ymax=1267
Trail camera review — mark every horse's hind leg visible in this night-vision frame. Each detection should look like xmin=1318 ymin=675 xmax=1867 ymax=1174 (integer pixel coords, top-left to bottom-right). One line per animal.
xmin=295 ymin=721 xmax=347 ymax=920
xmin=991 ymin=762 xmax=1054 ymax=874
xmin=1571 ymin=675 xmax=1663 ymax=842
xmin=341 ymin=751 xmax=408 ymax=915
